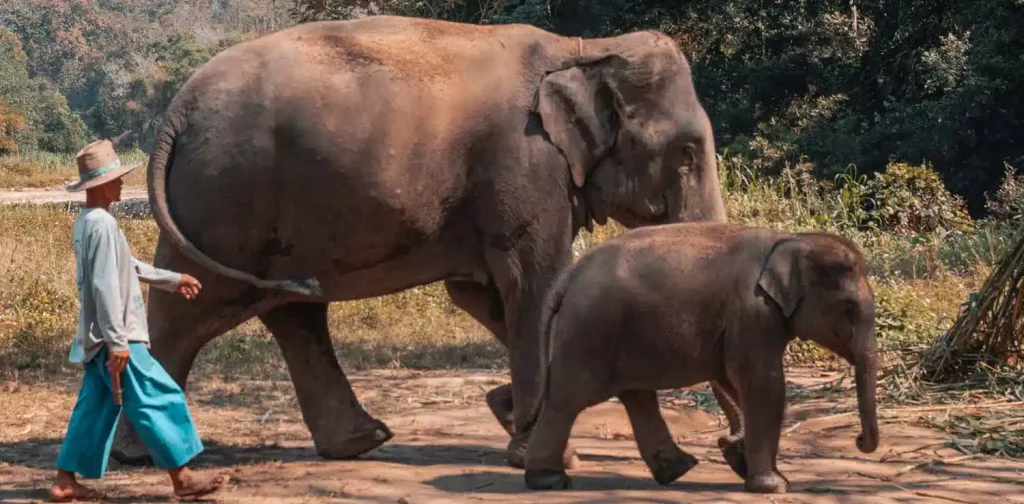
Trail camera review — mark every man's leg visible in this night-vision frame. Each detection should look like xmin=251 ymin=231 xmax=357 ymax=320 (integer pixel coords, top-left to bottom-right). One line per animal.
xmin=51 ymin=352 xmax=121 ymax=501
xmin=117 ymin=342 xmax=225 ymax=498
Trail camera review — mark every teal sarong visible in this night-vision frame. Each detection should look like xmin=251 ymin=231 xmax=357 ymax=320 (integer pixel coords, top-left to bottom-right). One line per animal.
xmin=56 ymin=342 xmax=204 ymax=479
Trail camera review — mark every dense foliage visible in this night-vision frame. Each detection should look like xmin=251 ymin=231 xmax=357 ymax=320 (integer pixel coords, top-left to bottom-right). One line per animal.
xmin=0 ymin=0 xmax=284 ymax=152
xmin=0 ymin=27 xmax=86 ymax=154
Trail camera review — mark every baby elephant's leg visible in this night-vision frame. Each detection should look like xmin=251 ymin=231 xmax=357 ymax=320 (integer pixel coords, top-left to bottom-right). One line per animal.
xmin=495 ymin=382 xmax=579 ymax=470
xmin=523 ymin=397 xmax=584 ymax=490
xmin=619 ymin=390 xmax=699 ymax=485
xmin=711 ymin=380 xmax=748 ymax=479
xmin=737 ymin=369 xmax=790 ymax=493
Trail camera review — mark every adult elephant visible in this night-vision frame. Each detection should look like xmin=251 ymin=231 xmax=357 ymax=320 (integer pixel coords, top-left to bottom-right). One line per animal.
xmin=111 ymin=14 xmax=727 ymax=467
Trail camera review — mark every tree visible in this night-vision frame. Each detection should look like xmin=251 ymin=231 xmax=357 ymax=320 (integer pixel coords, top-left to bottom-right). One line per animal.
xmin=0 ymin=101 xmax=28 ymax=155
xmin=85 ymin=30 xmax=248 ymax=151
xmin=30 ymin=78 xmax=87 ymax=152
xmin=0 ymin=0 xmax=113 ymax=106
xmin=0 ymin=27 xmax=88 ymax=153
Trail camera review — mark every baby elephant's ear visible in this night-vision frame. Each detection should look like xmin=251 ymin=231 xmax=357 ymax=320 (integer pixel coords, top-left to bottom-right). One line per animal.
xmin=757 ymin=238 xmax=806 ymax=318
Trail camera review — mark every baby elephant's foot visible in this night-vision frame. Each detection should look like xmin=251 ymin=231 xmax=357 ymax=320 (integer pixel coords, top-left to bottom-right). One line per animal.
xmin=525 ymin=469 xmax=572 ymax=490
xmin=650 ymin=449 xmax=699 ymax=486
xmin=744 ymin=471 xmax=790 ymax=494
xmin=717 ymin=435 xmax=748 ymax=479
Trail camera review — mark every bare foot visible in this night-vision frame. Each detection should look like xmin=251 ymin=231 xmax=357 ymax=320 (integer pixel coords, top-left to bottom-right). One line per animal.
xmin=170 ymin=467 xmax=227 ymax=501
xmin=49 ymin=471 xmax=104 ymax=502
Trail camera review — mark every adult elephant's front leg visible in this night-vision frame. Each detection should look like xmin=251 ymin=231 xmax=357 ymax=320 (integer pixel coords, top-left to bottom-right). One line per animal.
xmin=484 ymin=241 xmax=577 ymax=470
xmin=447 ymin=276 xmax=579 ymax=468
xmin=259 ymin=302 xmax=392 ymax=458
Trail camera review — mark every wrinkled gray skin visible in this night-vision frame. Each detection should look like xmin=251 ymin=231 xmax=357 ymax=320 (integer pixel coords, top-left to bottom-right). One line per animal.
xmin=109 ymin=15 xmax=727 ymax=466
xmin=522 ymin=222 xmax=879 ymax=494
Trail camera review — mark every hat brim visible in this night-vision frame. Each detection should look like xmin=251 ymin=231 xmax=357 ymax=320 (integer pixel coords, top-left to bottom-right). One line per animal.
xmin=66 ymin=163 xmax=141 ymax=192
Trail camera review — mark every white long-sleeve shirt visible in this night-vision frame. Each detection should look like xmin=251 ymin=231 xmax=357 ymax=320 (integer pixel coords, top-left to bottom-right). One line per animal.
xmin=69 ymin=207 xmax=182 ymax=364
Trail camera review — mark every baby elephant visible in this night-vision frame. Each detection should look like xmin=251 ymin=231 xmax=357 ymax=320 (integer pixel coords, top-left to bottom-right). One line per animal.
xmin=522 ymin=222 xmax=879 ymax=493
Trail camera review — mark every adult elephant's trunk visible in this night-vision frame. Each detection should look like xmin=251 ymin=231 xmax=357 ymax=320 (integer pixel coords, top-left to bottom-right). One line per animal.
xmin=698 ymin=129 xmax=728 ymax=223
xmin=854 ymin=345 xmax=879 ymax=453
xmin=673 ymin=107 xmax=727 ymax=224
xmin=146 ymin=116 xmax=322 ymax=297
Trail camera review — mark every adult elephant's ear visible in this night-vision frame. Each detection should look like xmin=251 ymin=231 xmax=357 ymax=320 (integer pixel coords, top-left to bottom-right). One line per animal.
xmin=757 ymin=238 xmax=807 ymax=318
xmin=535 ymin=58 xmax=622 ymax=188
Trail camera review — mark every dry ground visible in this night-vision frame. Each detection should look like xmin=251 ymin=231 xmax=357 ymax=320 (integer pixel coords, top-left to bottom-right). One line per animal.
xmin=2 ymin=368 xmax=1022 ymax=503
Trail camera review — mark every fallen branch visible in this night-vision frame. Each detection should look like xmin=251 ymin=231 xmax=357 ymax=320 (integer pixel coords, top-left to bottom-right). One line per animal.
xmin=797 ymin=400 xmax=1024 ymax=425
xmin=913 ymin=491 xmax=978 ymax=504
xmin=880 ymin=442 xmax=947 ymax=462
xmin=883 ymin=400 xmax=1024 ymax=414
xmin=894 ymin=454 xmax=979 ymax=477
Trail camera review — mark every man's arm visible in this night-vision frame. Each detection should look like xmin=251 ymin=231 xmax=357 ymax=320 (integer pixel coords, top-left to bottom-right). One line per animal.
xmin=132 ymin=256 xmax=182 ymax=292
xmin=85 ymin=222 xmax=131 ymax=353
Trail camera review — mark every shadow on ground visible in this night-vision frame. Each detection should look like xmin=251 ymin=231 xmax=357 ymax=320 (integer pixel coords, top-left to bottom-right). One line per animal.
xmin=0 ymin=437 xmax=525 ymax=470
xmin=426 ymin=470 xmax=745 ymax=494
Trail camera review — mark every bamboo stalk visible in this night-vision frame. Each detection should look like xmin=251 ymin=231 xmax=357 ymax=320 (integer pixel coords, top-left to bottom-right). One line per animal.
xmin=112 ymin=369 xmax=122 ymax=406
xmin=921 ymin=223 xmax=1024 ymax=380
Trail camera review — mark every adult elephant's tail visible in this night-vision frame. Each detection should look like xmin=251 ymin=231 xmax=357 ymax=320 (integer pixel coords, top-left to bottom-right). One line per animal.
xmin=146 ymin=116 xmax=322 ymax=297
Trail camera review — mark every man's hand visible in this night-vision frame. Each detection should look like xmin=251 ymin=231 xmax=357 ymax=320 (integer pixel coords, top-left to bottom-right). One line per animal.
xmin=177 ymin=274 xmax=202 ymax=300
xmin=107 ymin=349 xmax=130 ymax=374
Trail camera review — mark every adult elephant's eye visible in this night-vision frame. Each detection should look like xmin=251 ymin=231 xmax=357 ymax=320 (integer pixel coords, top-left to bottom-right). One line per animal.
xmin=844 ymin=299 xmax=860 ymax=321
xmin=677 ymin=145 xmax=696 ymax=176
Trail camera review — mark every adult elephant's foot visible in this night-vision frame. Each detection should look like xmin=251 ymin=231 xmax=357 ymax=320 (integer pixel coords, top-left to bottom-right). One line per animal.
xmin=744 ymin=471 xmax=790 ymax=494
xmin=525 ymin=469 xmax=572 ymax=490
xmin=315 ymin=417 xmax=393 ymax=459
xmin=110 ymin=417 xmax=154 ymax=466
xmin=650 ymin=448 xmax=699 ymax=486
xmin=485 ymin=384 xmax=516 ymax=436
xmin=717 ymin=434 xmax=748 ymax=479
xmin=506 ymin=434 xmax=579 ymax=469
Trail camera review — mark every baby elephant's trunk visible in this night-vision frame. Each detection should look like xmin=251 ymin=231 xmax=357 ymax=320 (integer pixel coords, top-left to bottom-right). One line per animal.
xmin=854 ymin=345 xmax=879 ymax=453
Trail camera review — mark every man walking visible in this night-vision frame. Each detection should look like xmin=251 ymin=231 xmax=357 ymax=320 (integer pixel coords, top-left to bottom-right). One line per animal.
xmin=50 ymin=140 xmax=226 ymax=502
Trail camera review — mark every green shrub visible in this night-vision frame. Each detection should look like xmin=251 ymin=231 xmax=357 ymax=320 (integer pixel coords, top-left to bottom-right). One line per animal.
xmin=862 ymin=161 xmax=974 ymax=236
xmin=984 ymin=163 xmax=1024 ymax=222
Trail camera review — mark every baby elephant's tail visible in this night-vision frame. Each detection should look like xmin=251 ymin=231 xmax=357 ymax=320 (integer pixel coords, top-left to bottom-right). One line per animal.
xmin=523 ymin=262 xmax=579 ymax=435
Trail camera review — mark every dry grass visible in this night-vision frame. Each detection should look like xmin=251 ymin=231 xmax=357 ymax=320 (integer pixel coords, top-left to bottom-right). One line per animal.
xmin=0 ymin=203 xmax=990 ymax=381
xmin=0 ymin=203 xmax=507 ymax=380
xmin=0 ymin=196 xmax=636 ymax=380
xmin=0 ymin=150 xmax=148 ymax=189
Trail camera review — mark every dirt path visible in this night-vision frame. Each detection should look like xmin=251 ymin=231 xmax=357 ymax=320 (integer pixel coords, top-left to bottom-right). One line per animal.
xmin=0 ymin=185 xmax=148 ymax=205
xmin=1 ymin=368 xmax=1021 ymax=503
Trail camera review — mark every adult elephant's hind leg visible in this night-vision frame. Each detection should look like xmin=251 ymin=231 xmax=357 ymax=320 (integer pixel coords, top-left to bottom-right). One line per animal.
xmin=112 ymin=239 xmax=278 ymax=465
xmin=444 ymin=280 xmax=515 ymax=435
xmin=260 ymin=302 xmax=392 ymax=458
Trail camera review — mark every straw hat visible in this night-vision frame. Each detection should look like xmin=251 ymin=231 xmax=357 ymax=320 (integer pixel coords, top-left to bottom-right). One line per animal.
xmin=66 ymin=139 xmax=141 ymax=192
